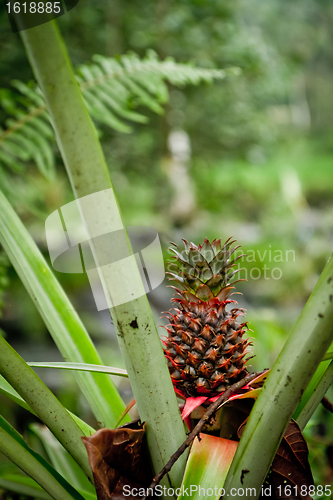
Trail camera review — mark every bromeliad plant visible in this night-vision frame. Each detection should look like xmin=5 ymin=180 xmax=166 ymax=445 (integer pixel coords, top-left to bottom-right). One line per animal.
xmin=162 ymin=238 xmax=263 ymax=423
xmin=0 ymin=17 xmax=333 ymax=500
xmin=158 ymin=239 xmax=321 ymax=498
xmin=163 ymin=238 xmax=251 ymax=401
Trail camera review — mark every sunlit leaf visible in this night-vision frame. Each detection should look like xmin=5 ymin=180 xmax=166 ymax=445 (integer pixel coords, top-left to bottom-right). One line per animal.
xmin=178 ymin=434 xmax=238 ymax=500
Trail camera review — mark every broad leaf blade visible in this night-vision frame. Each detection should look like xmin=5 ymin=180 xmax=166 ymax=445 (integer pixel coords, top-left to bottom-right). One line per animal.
xmin=178 ymin=435 xmax=238 ymax=500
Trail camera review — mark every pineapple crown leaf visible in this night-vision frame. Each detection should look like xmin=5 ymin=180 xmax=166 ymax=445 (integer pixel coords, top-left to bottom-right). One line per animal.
xmin=211 ymin=238 xmax=223 ymax=255
xmin=216 ymin=286 xmax=235 ymax=301
xmin=227 ymin=253 xmax=246 ymax=267
xmin=167 ymin=272 xmax=184 ymax=283
xmin=169 ymin=247 xmax=190 ymax=264
xmin=168 ymin=237 xmax=245 ymax=300
xmin=197 ymin=238 xmax=214 ymax=260
xmin=180 ymin=238 xmax=191 ymax=253
xmin=194 ymin=284 xmax=214 ymax=301
xmin=209 ymin=246 xmax=243 ymax=272
xmin=221 ymin=236 xmax=236 ymax=249
xmin=187 ymin=248 xmax=209 ymax=268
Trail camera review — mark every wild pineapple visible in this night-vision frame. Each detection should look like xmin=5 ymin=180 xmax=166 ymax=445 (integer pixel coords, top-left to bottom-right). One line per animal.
xmin=163 ymin=237 xmax=252 ymax=399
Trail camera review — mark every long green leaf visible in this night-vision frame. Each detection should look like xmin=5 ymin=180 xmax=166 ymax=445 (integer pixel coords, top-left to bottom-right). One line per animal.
xmin=293 ymin=359 xmax=331 ymax=421
xmin=0 ymin=332 xmax=93 ymax=480
xmin=0 ymin=373 xmax=95 ymax=436
xmin=0 ymin=374 xmax=32 ymax=413
xmin=0 ymin=415 xmax=86 ymax=500
xmin=293 ymin=341 xmax=333 ymax=420
xmin=297 ymin=360 xmax=333 ymax=430
xmin=0 ymin=475 xmax=97 ymax=500
xmin=20 ymin=21 xmax=187 ymax=485
xmin=27 ymin=361 xmax=128 ymax=376
xmin=0 ymin=189 xmax=127 ymax=428
xmin=0 ymin=475 xmax=53 ymax=500
xmin=223 ymin=253 xmax=333 ymax=499
xmin=29 ymin=424 xmax=94 ymax=492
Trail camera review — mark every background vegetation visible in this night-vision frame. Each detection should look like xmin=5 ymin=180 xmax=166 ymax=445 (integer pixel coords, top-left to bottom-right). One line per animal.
xmin=1 ymin=0 xmax=333 ymax=494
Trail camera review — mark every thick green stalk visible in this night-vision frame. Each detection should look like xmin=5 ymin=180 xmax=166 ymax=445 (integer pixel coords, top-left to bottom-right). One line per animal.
xmin=0 ymin=372 xmax=95 ymax=436
xmin=20 ymin=22 xmax=187 ymax=484
xmin=29 ymin=424 xmax=94 ymax=492
xmin=0 ymin=333 xmax=93 ymax=481
xmin=223 ymin=254 xmax=333 ymax=499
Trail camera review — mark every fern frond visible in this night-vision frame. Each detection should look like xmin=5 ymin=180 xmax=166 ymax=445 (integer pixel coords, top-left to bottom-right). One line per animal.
xmin=0 ymin=50 xmax=238 ymax=179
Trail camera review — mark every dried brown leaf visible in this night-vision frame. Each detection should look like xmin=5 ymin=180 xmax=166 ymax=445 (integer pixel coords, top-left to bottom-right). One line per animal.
xmin=271 ymin=420 xmax=313 ymax=500
xmin=238 ymin=419 xmax=314 ymax=500
xmin=82 ymin=420 xmax=153 ymax=500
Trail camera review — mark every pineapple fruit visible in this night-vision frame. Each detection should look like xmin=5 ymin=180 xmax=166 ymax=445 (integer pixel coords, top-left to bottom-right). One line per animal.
xmin=163 ymin=237 xmax=252 ymax=399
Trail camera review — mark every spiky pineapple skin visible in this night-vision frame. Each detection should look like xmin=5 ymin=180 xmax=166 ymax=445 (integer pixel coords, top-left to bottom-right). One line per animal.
xmin=163 ymin=238 xmax=251 ymax=399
